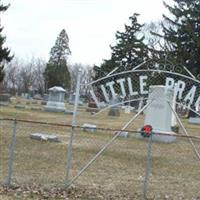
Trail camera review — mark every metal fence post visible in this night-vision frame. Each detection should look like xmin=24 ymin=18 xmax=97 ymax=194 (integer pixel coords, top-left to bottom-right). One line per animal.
xmin=143 ymin=134 xmax=153 ymax=198
xmin=5 ymin=119 xmax=17 ymax=186
xmin=65 ymin=69 xmax=82 ymax=187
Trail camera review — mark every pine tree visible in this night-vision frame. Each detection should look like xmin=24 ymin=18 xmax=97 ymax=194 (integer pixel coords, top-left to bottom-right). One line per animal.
xmin=93 ymin=59 xmax=119 ymax=80
xmin=0 ymin=2 xmax=12 ymax=82
xmin=44 ymin=29 xmax=71 ymax=90
xmin=111 ymin=13 xmax=149 ymax=69
xmin=49 ymin=29 xmax=71 ymax=64
xmin=93 ymin=13 xmax=149 ymax=80
xmin=154 ymin=0 xmax=200 ymax=75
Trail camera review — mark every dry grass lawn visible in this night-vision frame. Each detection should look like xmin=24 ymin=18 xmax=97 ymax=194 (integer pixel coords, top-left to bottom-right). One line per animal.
xmin=1 ymin=99 xmax=200 ymax=199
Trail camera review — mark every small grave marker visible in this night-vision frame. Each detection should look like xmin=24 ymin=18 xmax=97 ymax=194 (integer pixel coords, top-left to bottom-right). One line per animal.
xmin=188 ymin=110 xmax=200 ymax=125
xmin=82 ymin=123 xmax=97 ymax=132
xmin=30 ymin=133 xmax=59 ymax=142
xmin=15 ymin=104 xmax=25 ymax=109
xmin=114 ymin=131 xmax=129 ymax=138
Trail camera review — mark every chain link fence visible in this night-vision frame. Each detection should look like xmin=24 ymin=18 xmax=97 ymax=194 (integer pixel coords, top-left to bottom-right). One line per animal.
xmin=1 ymin=116 xmax=200 ymax=199
xmin=1 ymin=62 xmax=200 ymax=199
xmin=0 ymin=119 xmax=71 ymax=188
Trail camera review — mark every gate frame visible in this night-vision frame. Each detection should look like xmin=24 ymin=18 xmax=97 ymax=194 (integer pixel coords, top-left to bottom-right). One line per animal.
xmin=64 ymin=61 xmax=200 ymax=197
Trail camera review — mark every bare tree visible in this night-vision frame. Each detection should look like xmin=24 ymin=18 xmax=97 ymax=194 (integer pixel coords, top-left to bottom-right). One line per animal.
xmin=3 ymin=58 xmax=20 ymax=94
xmin=18 ymin=59 xmax=35 ymax=93
xmin=68 ymin=63 xmax=93 ymax=95
xmin=32 ymin=58 xmax=46 ymax=95
xmin=3 ymin=57 xmax=46 ymax=95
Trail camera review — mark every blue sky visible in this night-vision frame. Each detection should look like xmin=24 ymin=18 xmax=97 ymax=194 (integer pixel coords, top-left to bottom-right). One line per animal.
xmin=2 ymin=0 xmax=173 ymax=66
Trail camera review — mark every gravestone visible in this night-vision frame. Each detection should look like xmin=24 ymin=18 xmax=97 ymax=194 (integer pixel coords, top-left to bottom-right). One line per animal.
xmin=68 ymin=93 xmax=83 ymax=105
xmin=22 ymin=93 xmax=30 ymax=99
xmin=0 ymin=93 xmax=10 ymax=106
xmin=41 ymin=94 xmax=48 ymax=105
xmin=188 ymin=109 xmax=197 ymax=118
xmin=108 ymin=106 xmax=120 ymax=116
xmin=65 ymin=110 xmax=74 ymax=115
xmin=21 ymin=93 xmax=25 ymax=98
xmin=137 ymin=85 xmax=176 ymax=143
xmin=88 ymin=100 xmax=97 ymax=108
xmin=68 ymin=93 xmax=76 ymax=105
xmin=15 ymin=104 xmax=26 ymax=109
xmin=43 ymin=94 xmax=49 ymax=101
xmin=188 ymin=109 xmax=200 ymax=125
xmin=44 ymin=86 xmax=66 ymax=112
xmin=114 ymin=131 xmax=129 ymax=138
xmin=189 ymin=117 xmax=200 ymax=125
xmin=82 ymin=123 xmax=97 ymax=132
xmin=108 ymin=97 xmax=120 ymax=116
xmin=31 ymin=107 xmax=41 ymax=111
xmin=30 ymin=133 xmax=59 ymax=142
xmin=33 ymin=94 xmax=42 ymax=100
xmin=86 ymin=99 xmax=100 ymax=113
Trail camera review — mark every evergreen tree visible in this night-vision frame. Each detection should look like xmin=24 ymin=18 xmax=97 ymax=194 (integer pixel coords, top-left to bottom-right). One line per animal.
xmin=0 ymin=2 xmax=12 ymax=82
xmin=94 ymin=13 xmax=149 ymax=80
xmin=93 ymin=59 xmax=119 ymax=80
xmin=44 ymin=29 xmax=71 ymax=90
xmin=111 ymin=13 xmax=149 ymax=69
xmin=153 ymin=0 xmax=200 ymax=75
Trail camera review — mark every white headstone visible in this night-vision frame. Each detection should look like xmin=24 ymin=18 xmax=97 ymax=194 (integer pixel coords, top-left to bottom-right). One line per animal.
xmin=143 ymin=85 xmax=176 ymax=143
xmin=44 ymin=86 xmax=66 ymax=112
xmin=82 ymin=123 xmax=97 ymax=132
xmin=30 ymin=133 xmax=59 ymax=142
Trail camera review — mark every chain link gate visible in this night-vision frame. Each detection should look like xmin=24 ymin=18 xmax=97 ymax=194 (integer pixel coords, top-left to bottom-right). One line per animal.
xmin=64 ymin=60 xmax=200 ymax=199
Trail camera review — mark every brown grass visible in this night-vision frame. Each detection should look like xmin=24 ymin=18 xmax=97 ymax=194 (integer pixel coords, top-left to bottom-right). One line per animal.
xmin=1 ymin=99 xmax=200 ymax=199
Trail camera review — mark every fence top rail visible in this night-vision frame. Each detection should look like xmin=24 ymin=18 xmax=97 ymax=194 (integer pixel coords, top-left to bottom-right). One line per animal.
xmin=0 ymin=118 xmax=72 ymax=127
xmin=1 ymin=118 xmax=200 ymax=141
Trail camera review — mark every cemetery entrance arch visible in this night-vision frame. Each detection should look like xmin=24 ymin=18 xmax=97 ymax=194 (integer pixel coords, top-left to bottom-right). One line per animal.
xmin=65 ymin=61 xmax=200 ymax=196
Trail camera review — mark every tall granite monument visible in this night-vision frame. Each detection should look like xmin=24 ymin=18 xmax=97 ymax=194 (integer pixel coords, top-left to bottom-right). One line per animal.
xmin=139 ymin=85 xmax=176 ymax=143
